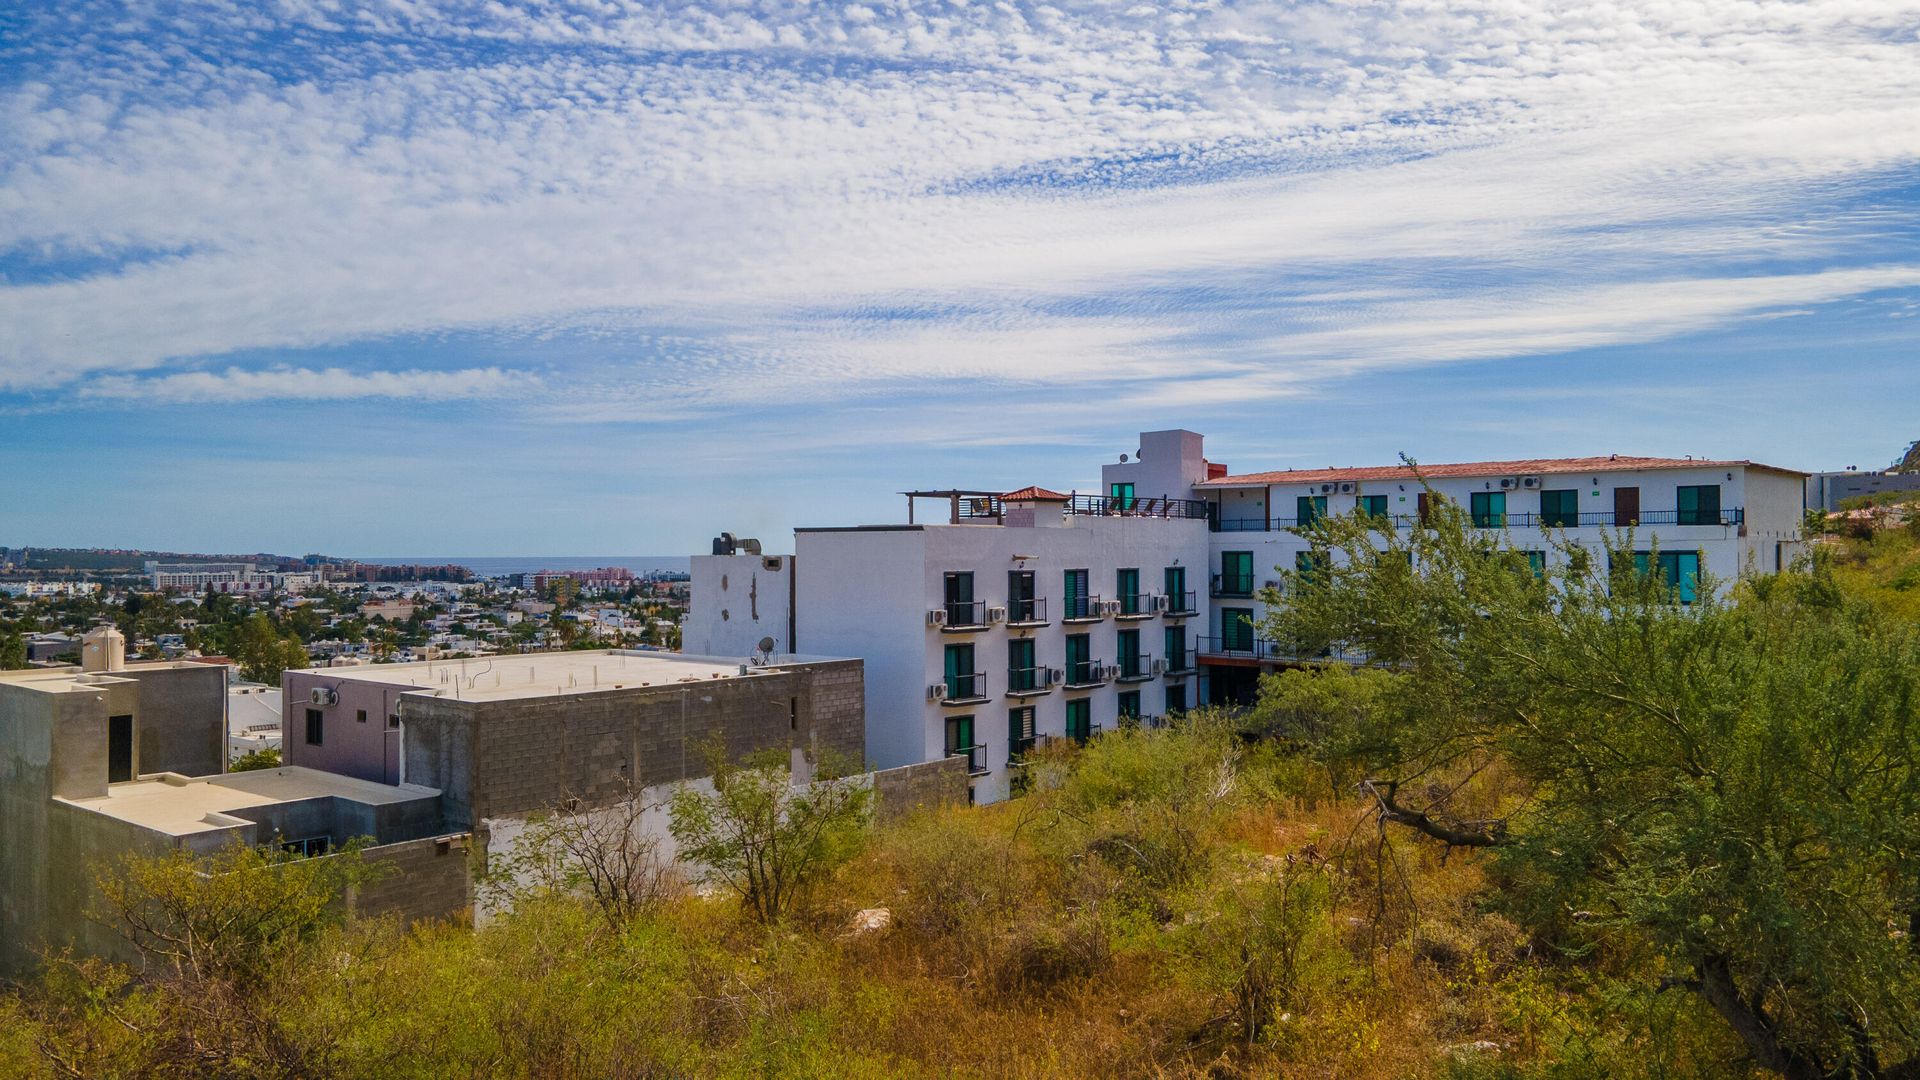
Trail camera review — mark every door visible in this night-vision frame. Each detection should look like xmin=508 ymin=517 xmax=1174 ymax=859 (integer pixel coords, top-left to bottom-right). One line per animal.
xmin=944 ymin=643 xmax=976 ymax=698
xmin=1614 ymin=486 xmax=1640 ymax=526
xmin=1417 ymin=492 xmax=1431 ymax=525
xmin=108 ymin=714 xmax=133 ymax=783
xmin=944 ymin=572 xmax=975 ymax=624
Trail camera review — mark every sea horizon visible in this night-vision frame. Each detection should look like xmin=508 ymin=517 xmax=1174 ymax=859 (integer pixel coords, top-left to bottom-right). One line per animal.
xmin=348 ymin=555 xmax=691 ymax=577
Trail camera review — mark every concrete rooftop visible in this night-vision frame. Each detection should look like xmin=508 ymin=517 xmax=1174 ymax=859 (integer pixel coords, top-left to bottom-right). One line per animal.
xmin=58 ymin=766 xmax=438 ymax=837
xmin=289 ymin=649 xmax=846 ymax=702
xmin=0 ymin=661 xmax=214 ymax=696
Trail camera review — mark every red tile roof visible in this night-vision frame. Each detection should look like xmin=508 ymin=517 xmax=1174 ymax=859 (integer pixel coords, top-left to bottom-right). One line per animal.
xmin=1201 ymin=455 xmax=1804 ymax=488
xmin=1001 ymin=486 xmax=1071 ymax=501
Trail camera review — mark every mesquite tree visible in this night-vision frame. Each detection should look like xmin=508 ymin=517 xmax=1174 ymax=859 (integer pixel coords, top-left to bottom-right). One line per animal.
xmin=1263 ymin=481 xmax=1920 ymax=1079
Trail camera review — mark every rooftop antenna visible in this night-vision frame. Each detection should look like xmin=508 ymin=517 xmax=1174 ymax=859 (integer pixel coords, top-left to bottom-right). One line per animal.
xmin=751 ymin=636 xmax=776 ymax=666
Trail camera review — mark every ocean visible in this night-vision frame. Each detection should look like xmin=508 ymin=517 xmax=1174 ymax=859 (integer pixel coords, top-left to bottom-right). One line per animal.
xmin=350 ymin=556 xmax=691 ymax=578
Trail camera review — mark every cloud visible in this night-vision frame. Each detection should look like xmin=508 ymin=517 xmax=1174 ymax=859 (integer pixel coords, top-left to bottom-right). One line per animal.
xmin=76 ymin=366 xmax=529 ymax=404
xmin=1 ymin=0 xmax=1917 ymax=407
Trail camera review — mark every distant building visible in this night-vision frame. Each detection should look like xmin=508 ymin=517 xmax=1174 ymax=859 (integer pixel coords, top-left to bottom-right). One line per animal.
xmin=0 ymin=582 xmax=101 ymax=598
xmin=1806 ymin=468 xmax=1920 ymax=512
xmin=145 ymin=561 xmax=316 ymax=594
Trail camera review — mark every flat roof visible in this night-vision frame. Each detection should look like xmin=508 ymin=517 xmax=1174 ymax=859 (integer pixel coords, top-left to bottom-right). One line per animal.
xmin=0 ymin=660 xmax=219 ymax=696
xmin=59 ymin=766 xmax=438 ymax=838
xmin=1202 ymin=455 xmax=1807 ymax=487
xmin=289 ymin=649 xmax=850 ymax=702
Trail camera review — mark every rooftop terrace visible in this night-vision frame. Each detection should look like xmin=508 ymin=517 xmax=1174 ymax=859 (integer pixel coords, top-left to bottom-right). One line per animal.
xmin=58 ymin=766 xmax=438 ymax=838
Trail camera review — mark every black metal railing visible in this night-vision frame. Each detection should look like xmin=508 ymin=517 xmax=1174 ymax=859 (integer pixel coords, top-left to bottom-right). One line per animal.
xmin=947 ymin=743 xmax=989 ymax=775
xmin=1008 ymin=735 xmax=1037 ymax=765
xmin=942 ymin=672 xmax=988 ymax=702
xmin=1061 ymin=594 xmax=1103 ymax=621
xmin=1008 ymin=596 xmax=1047 ymax=624
xmin=1064 ymin=659 xmax=1105 ymax=686
xmin=1115 ymin=592 xmax=1154 ymax=617
xmin=1199 ymin=635 xmax=1284 ymax=660
xmin=1065 ymin=494 xmax=1210 ymax=520
xmin=1164 ymin=590 xmax=1198 ymax=616
xmin=1067 ymin=721 xmax=1103 ymax=746
xmin=1212 ymin=573 xmax=1255 ymax=597
xmin=943 ymin=599 xmax=986 ymax=626
xmin=1007 ymin=666 xmax=1049 ymax=694
xmin=1212 ymin=508 xmax=1747 ymax=533
xmin=1117 ymin=653 xmax=1151 ymax=680
xmin=1165 ymin=639 xmax=1198 ymax=673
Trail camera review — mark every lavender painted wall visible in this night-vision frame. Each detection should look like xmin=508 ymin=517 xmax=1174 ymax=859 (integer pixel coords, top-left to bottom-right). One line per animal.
xmin=281 ymin=671 xmax=406 ymax=784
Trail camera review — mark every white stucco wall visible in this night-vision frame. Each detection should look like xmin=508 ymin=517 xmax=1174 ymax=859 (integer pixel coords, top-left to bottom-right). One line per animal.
xmin=686 ymin=553 xmax=794 ymax=658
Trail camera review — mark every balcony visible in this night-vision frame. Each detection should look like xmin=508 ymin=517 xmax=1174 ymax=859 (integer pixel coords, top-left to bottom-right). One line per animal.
xmin=1068 ymin=722 xmax=1103 ymax=746
xmin=1061 ymin=595 xmax=1105 ymax=623
xmin=946 ymin=743 xmax=989 ymax=776
xmin=1163 ymin=590 xmax=1198 ymax=617
xmin=936 ymin=599 xmax=989 ymax=632
xmin=1163 ymin=641 xmax=1198 ymax=675
xmin=1115 ymin=655 xmax=1154 ymax=682
xmin=1007 ymin=734 xmax=1038 ymax=765
xmin=1199 ymin=635 xmax=1284 ymax=661
xmin=939 ymin=672 xmax=990 ymax=706
xmin=1063 ymin=659 xmax=1107 ymax=688
xmin=956 ymin=493 xmax=1211 ymax=522
xmin=1114 ymin=593 xmax=1156 ymax=620
xmin=1007 ymin=596 xmax=1048 ymax=627
xmin=1211 ymin=573 xmax=1255 ymax=598
xmin=1007 ymin=665 xmax=1053 ymax=698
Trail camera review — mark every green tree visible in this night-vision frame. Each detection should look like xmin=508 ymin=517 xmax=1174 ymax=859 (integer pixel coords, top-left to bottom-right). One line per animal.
xmin=1266 ymin=479 xmax=1920 ymax=1079
xmin=228 ymin=747 xmax=281 ymax=771
xmin=669 ymin=744 xmax=871 ymax=923
xmin=232 ymin=612 xmax=307 ymax=685
xmin=0 ymin=629 xmax=25 ymax=670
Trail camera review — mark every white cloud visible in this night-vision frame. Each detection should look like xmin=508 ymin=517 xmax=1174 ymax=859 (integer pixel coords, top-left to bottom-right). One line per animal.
xmin=76 ymin=366 xmax=528 ymax=404
xmin=1 ymin=0 xmax=1918 ymax=404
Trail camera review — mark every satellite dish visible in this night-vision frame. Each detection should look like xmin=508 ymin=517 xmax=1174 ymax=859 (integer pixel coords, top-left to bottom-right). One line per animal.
xmin=756 ymin=636 xmax=776 ymax=653
xmin=1118 ymin=454 xmax=1128 ymax=463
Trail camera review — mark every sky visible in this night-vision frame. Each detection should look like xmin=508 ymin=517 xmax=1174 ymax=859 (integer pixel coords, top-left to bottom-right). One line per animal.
xmin=2 ymin=0 xmax=1917 ymax=556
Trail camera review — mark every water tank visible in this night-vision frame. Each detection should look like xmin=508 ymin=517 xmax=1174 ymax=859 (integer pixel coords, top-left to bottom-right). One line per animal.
xmin=81 ymin=626 xmax=126 ymax=673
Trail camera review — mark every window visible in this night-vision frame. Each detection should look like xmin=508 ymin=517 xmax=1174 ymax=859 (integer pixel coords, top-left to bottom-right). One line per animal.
xmin=356 ymin=708 xmax=368 ymax=724
xmin=1008 ymin=638 xmax=1037 ymax=692
xmin=945 ymin=716 xmax=982 ymax=774
xmin=1619 ymin=551 xmax=1702 ymax=603
xmin=1007 ymin=570 xmax=1038 ymax=622
xmin=1008 ymin=706 xmax=1036 ymax=760
xmin=1540 ymin=489 xmax=1579 ymax=528
xmin=1065 ymin=633 xmax=1093 ymax=683
xmin=1066 ymin=698 xmax=1092 ymax=743
xmin=1164 ymin=626 xmax=1188 ymax=671
xmin=943 ymin=571 xmax=976 ymax=624
xmin=943 ymin=643 xmax=978 ymax=698
xmin=1163 ymin=566 xmax=1188 ymax=611
xmin=1164 ymin=684 xmax=1187 ymax=715
xmin=1524 ymin=551 xmax=1547 ymax=577
xmin=1676 ymin=484 xmax=1721 ymax=526
xmin=1219 ymin=551 xmax=1253 ymax=596
xmin=1064 ymin=568 xmax=1091 ymax=619
xmin=1297 ymin=495 xmax=1327 ymax=525
xmin=1116 ymin=568 xmax=1141 ymax=614
xmin=282 ymin=836 xmax=331 ymax=858
xmin=1470 ymin=491 xmax=1506 ymax=528
xmin=1109 ymin=482 xmax=1135 ymax=510
xmin=1117 ymin=628 xmax=1142 ymax=677
xmin=388 ymin=713 xmax=400 ymax=729
xmin=1357 ymin=494 xmax=1388 ymax=519
xmin=1117 ymin=690 xmax=1141 ymax=723
xmin=305 ymin=708 xmax=324 ymax=746
xmin=1221 ymin=608 xmax=1255 ymax=652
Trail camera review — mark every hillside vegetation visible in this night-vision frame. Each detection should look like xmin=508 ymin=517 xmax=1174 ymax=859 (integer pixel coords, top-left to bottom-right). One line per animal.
xmin=4 ymin=506 xmax=1918 ymax=1079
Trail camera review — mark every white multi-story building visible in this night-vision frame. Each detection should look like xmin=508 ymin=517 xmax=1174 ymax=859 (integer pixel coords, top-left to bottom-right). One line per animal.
xmin=689 ymin=429 xmax=1809 ymax=803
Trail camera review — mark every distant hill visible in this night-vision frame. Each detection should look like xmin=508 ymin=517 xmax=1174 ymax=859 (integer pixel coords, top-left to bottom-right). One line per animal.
xmin=1894 ymin=439 xmax=1920 ymax=473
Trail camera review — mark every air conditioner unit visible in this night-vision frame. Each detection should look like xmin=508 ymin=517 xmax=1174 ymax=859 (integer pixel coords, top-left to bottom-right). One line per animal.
xmin=1151 ymin=658 xmax=1167 ymax=675
xmin=1150 ymin=594 xmax=1167 ymax=612
xmin=1499 ymin=477 xmax=1519 ymax=490
xmin=1521 ymin=476 xmax=1542 ymax=489
xmin=1103 ymin=665 xmax=1121 ymax=681
xmin=308 ymin=687 xmax=337 ymax=707
xmin=925 ymin=608 xmax=947 ymax=627
xmin=1337 ymin=482 xmax=1357 ymax=494
xmin=927 ymin=683 xmax=947 ymax=701
xmin=987 ymin=605 xmax=1007 ymax=623
xmin=1264 ymin=579 xmax=1281 ymax=591
xmin=1045 ymin=667 xmax=1062 ymax=686
xmin=1319 ymin=483 xmax=1336 ymax=494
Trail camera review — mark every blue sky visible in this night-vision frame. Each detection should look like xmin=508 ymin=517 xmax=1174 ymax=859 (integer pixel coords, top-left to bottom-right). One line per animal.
xmin=3 ymin=0 xmax=1917 ymax=556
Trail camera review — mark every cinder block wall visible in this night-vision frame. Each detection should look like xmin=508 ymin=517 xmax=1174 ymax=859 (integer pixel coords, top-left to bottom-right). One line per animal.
xmin=873 ymin=757 xmax=969 ymax=819
xmin=348 ymin=834 xmax=473 ymax=925
xmin=402 ymin=659 xmax=866 ymax=829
